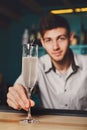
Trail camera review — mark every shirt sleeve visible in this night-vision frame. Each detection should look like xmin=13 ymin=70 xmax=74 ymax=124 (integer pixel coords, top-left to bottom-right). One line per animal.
xmin=14 ymin=74 xmax=26 ymax=88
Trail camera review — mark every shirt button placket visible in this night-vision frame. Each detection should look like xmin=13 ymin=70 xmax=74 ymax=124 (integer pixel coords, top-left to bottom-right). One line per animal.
xmin=64 ymin=80 xmax=67 ymax=92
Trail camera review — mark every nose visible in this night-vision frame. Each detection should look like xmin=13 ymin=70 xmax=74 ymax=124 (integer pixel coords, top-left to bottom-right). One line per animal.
xmin=52 ymin=40 xmax=59 ymax=50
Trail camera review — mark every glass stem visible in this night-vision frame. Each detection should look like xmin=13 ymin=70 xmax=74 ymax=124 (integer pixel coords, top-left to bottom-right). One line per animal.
xmin=27 ymin=107 xmax=32 ymax=119
xmin=27 ymin=90 xmax=32 ymax=119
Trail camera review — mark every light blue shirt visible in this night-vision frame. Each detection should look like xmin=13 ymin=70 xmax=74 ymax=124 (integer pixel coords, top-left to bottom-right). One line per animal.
xmin=15 ymin=50 xmax=87 ymax=110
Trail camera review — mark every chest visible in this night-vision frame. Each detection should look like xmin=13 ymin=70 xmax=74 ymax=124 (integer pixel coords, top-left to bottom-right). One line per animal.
xmin=38 ymin=68 xmax=87 ymax=97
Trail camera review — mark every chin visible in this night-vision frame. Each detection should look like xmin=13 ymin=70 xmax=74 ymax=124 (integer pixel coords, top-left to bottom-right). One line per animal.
xmin=52 ymin=57 xmax=63 ymax=62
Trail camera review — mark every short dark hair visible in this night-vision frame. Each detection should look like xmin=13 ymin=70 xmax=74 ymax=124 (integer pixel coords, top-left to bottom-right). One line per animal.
xmin=39 ymin=13 xmax=70 ymax=37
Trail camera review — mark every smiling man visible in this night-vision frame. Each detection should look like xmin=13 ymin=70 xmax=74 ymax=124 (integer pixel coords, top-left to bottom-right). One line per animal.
xmin=7 ymin=13 xmax=87 ymax=111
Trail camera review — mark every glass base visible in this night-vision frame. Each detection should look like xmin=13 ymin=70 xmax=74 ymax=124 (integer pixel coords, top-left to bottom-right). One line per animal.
xmin=20 ymin=118 xmax=39 ymax=124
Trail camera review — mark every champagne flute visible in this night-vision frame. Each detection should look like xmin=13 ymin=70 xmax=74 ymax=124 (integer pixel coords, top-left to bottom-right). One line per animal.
xmin=21 ymin=42 xmax=38 ymax=123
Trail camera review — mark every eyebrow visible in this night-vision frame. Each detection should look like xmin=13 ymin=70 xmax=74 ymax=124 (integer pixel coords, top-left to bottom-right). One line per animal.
xmin=57 ymin=34 xmax=68 ymax=38
xmin=43 ymin=34 xmax=68 ymax=40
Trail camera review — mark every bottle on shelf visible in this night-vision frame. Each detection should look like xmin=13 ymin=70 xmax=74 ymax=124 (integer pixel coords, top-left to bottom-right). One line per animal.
xmin=22 ymin=29 xmax=29 ymax=45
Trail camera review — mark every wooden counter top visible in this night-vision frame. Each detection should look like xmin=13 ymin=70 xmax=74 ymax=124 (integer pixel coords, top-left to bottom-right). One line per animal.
xmin=0 ymin=111 xmax=87 ymax=130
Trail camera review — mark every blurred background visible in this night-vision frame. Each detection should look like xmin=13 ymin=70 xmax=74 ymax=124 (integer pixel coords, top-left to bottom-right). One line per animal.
xmin=0 ymin=0 xmax=87 ymax=105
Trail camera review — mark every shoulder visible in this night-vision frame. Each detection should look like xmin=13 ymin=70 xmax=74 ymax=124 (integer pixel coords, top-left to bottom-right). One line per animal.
xmin=39 ymin=54 xmax=50 ymax=67
xmin=73 ymin=52 xmax=87 ymax=68
xmin=39 ymin=54 xmax=50 ymax=62
xmin=74 ymin=53 xmax=87 ymax=61
xmin=38 ymin=54 xmax=51 ymax=72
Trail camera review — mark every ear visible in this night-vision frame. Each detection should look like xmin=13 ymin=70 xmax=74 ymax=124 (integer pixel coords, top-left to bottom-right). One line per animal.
xmin=70 ymin=32 xmax=74 ymax=40
xmin=40 ymin=37 xmax=45 ymax=48
xmin=69 ymin=32 xmax=75 ymax=43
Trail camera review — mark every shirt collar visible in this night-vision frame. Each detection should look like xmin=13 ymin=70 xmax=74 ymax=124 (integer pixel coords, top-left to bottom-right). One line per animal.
xmin=70 ymin=49 xmax=79 ymax=72
xmin=44 ymin=49 xmax=79 ymax=73
xmin=43 ymin=54 xmax=52 ymax=73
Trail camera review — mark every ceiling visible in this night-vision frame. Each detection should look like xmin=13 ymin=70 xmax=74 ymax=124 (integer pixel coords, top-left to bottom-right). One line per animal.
xmin=0 ymin=0 xmax=87 ymax=28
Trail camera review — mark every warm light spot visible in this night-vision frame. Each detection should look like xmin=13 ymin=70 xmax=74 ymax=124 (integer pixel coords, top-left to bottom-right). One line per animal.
xmin=51 ymin=9 xmax=73 ymax=14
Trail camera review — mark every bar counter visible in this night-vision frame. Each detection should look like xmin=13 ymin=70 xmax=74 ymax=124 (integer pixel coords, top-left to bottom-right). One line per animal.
xmin=0 ymin=106 xmax=87 ymax=130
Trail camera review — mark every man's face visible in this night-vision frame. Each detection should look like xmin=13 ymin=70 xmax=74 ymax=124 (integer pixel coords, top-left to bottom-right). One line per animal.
xmin=41 ymin=27 xmax=71 ymax=63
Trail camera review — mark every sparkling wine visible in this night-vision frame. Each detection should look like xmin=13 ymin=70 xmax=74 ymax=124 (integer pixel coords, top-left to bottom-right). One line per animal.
xmin=22 ymin=56 xmax=38 ymax=91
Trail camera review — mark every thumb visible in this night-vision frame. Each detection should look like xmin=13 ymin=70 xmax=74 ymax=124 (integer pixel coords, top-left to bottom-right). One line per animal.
xmin=25 ymin=99 xmax=35 ymax=111
xmin=29 ymin=99 xmax=35 ymax=107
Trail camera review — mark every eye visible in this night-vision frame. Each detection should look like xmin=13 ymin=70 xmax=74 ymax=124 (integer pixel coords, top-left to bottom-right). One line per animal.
xmin=59 ymin=36 xmax=66 ymax=40
xmin=58 ymin=35 xmax=67 ymax=42
xmin=44 ymin=39 xmax=51 ymax=43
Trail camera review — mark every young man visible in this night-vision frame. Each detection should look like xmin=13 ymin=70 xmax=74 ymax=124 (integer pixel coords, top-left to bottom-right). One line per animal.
xmin=7 ymin=13 xmax=87 ymax=111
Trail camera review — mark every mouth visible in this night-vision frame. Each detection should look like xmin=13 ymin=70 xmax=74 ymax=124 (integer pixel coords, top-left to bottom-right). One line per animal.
xmin=52 ymin=51 xmax=62 ymax=57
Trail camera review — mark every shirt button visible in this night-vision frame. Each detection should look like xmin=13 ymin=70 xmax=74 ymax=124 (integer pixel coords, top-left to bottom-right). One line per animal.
xmin=65 ymin=104 xmax=68 ymax=107
xmin=64 ymin=89 xmax=67 ymax=92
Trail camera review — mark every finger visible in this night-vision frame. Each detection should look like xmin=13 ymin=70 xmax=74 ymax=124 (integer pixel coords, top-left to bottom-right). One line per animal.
xmin=7 ymin=87 xmax=20 ymax=106
xmin=29 ymin=99 xmax=35 ymax=107
xmin=7 ymin=89 xmax=24 ymax=110
xmin=14 ymin=85 xmax=35 ymax=108
xmin=14 ymin=85 xmax=30 ymax=109
xmin=7 ymin=86 xmax=27 ymax=110
xmin=7 ymin=98 xmax=20 ymax=110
